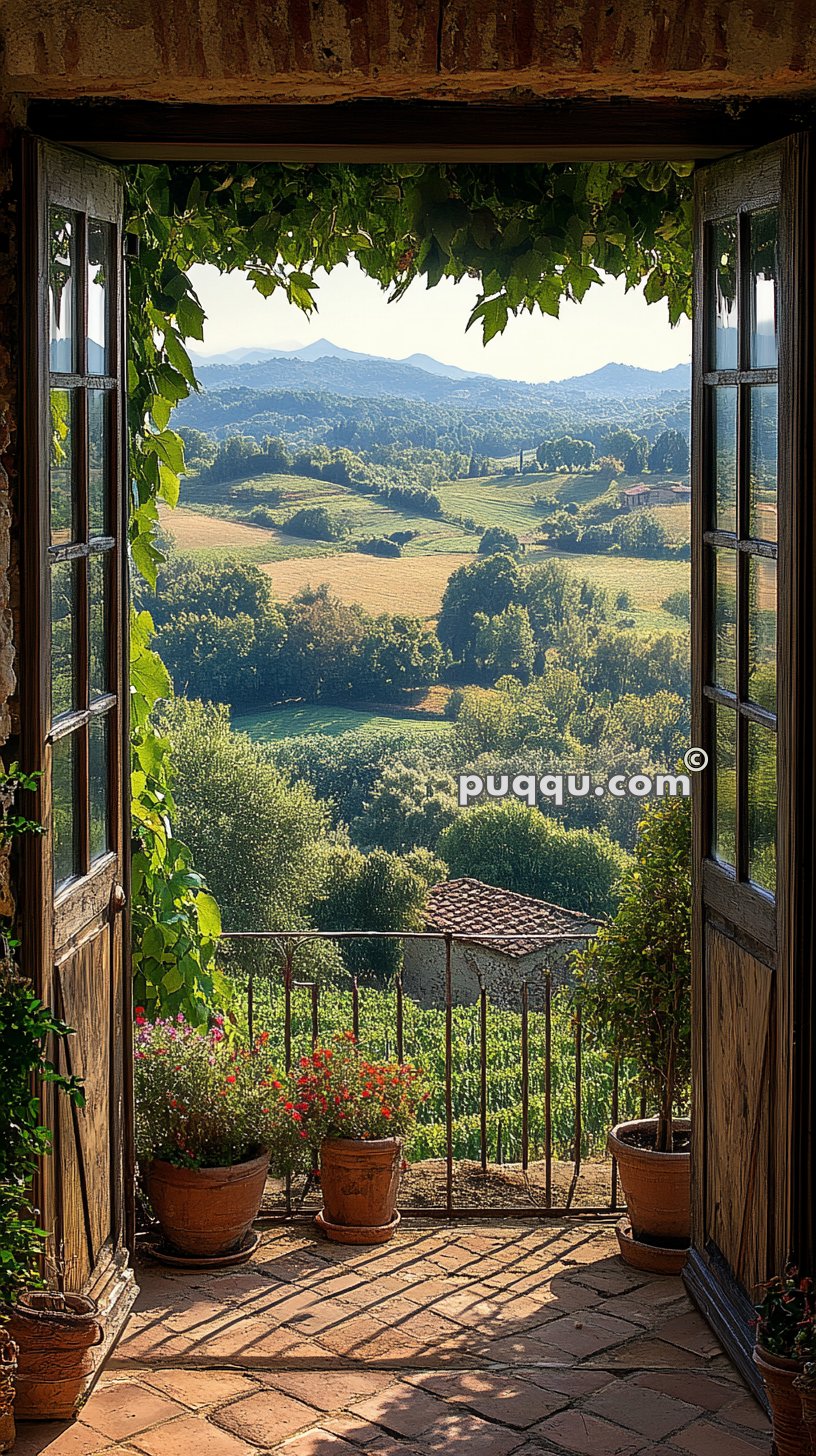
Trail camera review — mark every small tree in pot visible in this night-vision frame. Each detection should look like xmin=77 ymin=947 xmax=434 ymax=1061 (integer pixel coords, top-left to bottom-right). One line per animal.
xmin=574 ymin=796 xmax=691 ymax=1269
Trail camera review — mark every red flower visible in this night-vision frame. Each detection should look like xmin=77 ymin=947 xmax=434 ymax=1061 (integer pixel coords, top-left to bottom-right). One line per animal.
xmin=225 ymin=1074 xmax=237 ymax=1085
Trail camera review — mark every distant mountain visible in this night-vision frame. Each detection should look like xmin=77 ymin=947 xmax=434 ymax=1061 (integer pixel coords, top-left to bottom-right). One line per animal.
xmin=188 ymin=339 xmax=689 ymax=400
xmin=189 ymin=343 xmax=304 ymax=367
xmin=560 ymin=362 xmax=691 ymax=396
xmin=399 ymin=352 xmax=483 ymax=381
xmin=190 ymin=338 xmax=381 ymax=369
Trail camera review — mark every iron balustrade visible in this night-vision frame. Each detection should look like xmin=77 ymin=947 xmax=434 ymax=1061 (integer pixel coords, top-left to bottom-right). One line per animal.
xmin=220 ymin=928 xmax=625 ymax=1221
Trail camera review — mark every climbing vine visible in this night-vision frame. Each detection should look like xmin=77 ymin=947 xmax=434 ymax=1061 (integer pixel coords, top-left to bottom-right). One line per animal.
xmin=123 ymin=160 xmax=694 ymax=1021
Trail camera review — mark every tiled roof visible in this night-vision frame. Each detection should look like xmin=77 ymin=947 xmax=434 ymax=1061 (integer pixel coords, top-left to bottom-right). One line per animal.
xmin=623 ymin=484 xmax=650 ymax=496
xmin=424 ymin=878 xmax=599 ymax=958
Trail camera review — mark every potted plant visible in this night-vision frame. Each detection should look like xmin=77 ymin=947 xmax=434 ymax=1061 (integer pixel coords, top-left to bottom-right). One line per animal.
xmin=573 ymin=796 xmax=691 ymax=1272
xmin=0 ymin=954 xmax=97 ymax=1421
xmin=753 ymin=1263 xmax=815 ymax=1456
xmin=0 ymin=765 xmax=101 ymax=1423
xmin=795 ymin=1363 xmax=816 ymax=1454
xmin=282 ymin=1032 xmax=427 ymax=1244
xmin=0 ymin=1329 xmax=17 ymax=1451
xmin=134 ymin=1012 xmax=286 ymax=1262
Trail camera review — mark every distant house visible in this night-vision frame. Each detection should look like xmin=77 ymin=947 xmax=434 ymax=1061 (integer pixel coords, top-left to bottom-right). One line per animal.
xmin=619 ymin=484 xmax=652 ymax=510
xmin=402 ymin=877 xmax=599 ymax=1010
xmin=646 ymin=483 xmax=679 ymax=505
xmin=619 ymin=481 xmax=691 ymax=510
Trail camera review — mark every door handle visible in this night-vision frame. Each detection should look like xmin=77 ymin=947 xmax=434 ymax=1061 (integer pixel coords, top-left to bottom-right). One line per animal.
xmin=111 ymin=883 xmax=127 ymax=914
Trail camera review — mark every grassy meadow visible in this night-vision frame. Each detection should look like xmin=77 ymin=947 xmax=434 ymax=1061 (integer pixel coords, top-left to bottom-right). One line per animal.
xmin=161 ymin=464 xmax=690 ymax=635
xmin=234 ymin=702 xmax=452 ymax=742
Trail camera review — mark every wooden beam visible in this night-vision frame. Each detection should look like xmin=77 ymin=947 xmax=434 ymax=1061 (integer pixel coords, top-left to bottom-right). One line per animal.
xmin=26 ymin=97 xmax=816 ymax=163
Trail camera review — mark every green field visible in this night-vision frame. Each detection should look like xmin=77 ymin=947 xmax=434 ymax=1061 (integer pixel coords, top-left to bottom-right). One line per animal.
xmin=183 ymin=469 xmax=480 ymax=554
xmin=233 ymin=703 xmax=453 ymax=742
xmin=165 ymin=465 xmax=690 ymax=637
xmin=547 ymin=551 xmax=689 ymax=634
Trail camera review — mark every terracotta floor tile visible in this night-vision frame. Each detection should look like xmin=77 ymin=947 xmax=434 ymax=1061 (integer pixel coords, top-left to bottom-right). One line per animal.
xmin=79 ymin=1381 xmax=188 ymax=1441
xmin=213 ymin=1389 xmax=320 ymax=1445
xmin=259 ymin=1369 xmax=396 ymax=1413
xmin=671 ymin=1418 xmax=768 ymax=1455
xmin=113 ymin=1322 xmax=196 ymax=1363
xmin=719 ymin=1392 xmax=769 ymax=1432
xmin=132 ymin=1415 xmax=259 ymax=1456
xmin=348 ymin=1382 xmax=449 ymax=1438
xmin=419 ymin=1408 xmax=527 ymax=1455
xmin=9 ymin=1423 xmax=113 ymax=1456
xmin=316 ymin=1313 xmax=394 ymax=1356
xmin=520 ymin=1368 xmax=615 ymax=1399
xmin=140 ymin=1368 xmax=261 ymax=1409
xmin=571 ymin=1263 xmax=649 ymax=1297
xmin=98 ymin=1221 xmax=765 ymax=1456
xmin=604 ymin=1336 xmax=708 ymax=1369
xmin=184 ymin=1314 xmax=279 ymax=1360
xmin=277 ymin=1430 xmax=368 ymax=1456
xmin=405 ymin=1369 xmax=572 ymax=1428
xmin=164 ymin=1298 xmax=234 ymax=1334
xmin=584 ymin=1379 xmax=700 ymax=1440
xmin=534 ymin=1408 xmax=645 ymax=1455
xmin=630 ymin=1372 xmax=743 ymax=1414
xmin=321 ymin=1411 xmax=406 ymax=1446
xmin=540 ymin=1309 xmax=643 ymax=1358
xmin=654 ymin=1313 xmax=723 ymax=1360
xmin=477 ymin=1329 xmax=575 ymax=1364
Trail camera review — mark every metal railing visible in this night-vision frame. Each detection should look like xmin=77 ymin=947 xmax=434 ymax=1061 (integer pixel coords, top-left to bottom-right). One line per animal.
xmin=221 ymin=928 xmax=631 ymax=1221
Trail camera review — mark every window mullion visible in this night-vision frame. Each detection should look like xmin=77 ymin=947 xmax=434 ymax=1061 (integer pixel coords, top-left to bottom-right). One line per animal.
xmin=76 ymin=214 xmax=91 ymax=877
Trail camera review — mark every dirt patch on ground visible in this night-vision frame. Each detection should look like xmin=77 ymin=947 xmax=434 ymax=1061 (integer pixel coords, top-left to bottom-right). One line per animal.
xmin=264 ymin=1157 xmax=617 ymax=1217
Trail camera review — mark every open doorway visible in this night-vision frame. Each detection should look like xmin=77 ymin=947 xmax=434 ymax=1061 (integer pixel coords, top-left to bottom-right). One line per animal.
xmin=144 ymin=212 xmax=694 ymax=1227
xmin=16 ymin=131 xmax=803 ymax=1435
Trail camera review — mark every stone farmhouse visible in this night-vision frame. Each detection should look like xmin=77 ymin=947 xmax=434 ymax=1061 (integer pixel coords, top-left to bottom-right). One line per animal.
xmin=403 ymin=876 xmax=599 ymax=1009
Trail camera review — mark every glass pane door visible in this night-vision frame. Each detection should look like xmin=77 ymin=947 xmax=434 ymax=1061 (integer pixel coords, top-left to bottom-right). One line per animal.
xmin=47 ymin=204 xmax=117 ymax=894
xmin=702 ymin=203 xmax=778 ymax=898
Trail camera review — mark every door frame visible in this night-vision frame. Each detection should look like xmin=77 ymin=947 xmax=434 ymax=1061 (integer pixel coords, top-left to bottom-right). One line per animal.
xmin=17 ymin=135 xmax=136 ymax=1284
xmin=14 ymin=100 xmax=816 ymax=1382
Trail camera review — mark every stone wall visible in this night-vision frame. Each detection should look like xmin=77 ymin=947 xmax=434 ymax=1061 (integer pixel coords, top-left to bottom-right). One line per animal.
xmin=0 ymin=106 xmax=21 ymax=920
xmin=3 ymin=0 xmax=816 ymax=107
xmin=402 ymin=934 xmax=595 ymax=1011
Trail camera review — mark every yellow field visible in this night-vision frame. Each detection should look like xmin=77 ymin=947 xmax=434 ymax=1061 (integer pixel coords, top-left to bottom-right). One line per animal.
xmin=159 ymin=505 xmax=280 ymax=551
xmin=261 ymin=552 xmax=468 ymax=617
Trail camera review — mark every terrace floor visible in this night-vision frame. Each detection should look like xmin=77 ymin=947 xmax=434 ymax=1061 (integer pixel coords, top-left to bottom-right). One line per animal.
xmin=14 ymin=1221 xmax=769 ymax=1456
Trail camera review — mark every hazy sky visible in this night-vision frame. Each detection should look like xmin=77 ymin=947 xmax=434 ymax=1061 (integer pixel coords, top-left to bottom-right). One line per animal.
xmin=189 ymin=260 xmax=691 ymax=385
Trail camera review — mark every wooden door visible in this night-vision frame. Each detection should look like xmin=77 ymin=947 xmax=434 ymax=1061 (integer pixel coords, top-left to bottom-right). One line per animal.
xmin=686 ymin=134 xmax=815 ymax=1394
xmin=20 ymin=140 xmax=136 ymax=1323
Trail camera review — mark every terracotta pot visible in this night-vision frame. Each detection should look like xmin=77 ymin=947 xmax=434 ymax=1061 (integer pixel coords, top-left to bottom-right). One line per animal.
xmin=608 ymin=1118 xmax=691 ymax=1247
xmin=3 ymin=1292 xmax=102 ymax=1421
xmin=318 ymin=1137 xmax=403 ymax=1244
xmin=147 ymin=1152 xmax=269 ymax=1258
xmin=0 ymin=1327 xmax=18 ymax=1451
xmin=754 ymin=1345 xmax=807 ymax=1456
xmin=794 ymin=1366 xmax=816 ymax=1455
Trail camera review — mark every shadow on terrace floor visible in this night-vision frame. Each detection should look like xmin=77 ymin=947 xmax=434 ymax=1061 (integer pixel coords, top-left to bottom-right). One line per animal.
xmin=13 ymin=1220 xmax=770 ymax=1455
